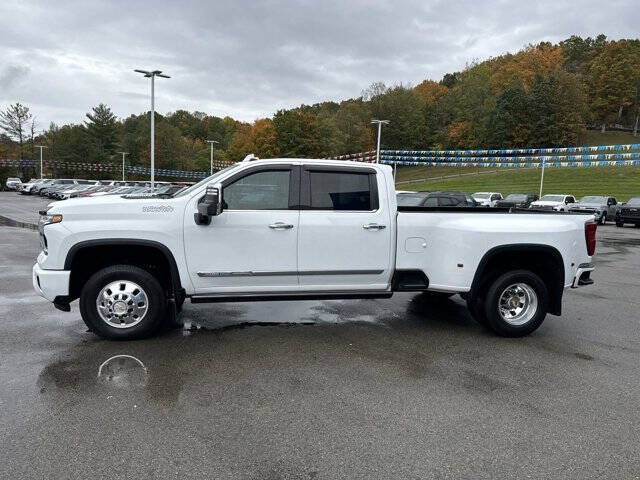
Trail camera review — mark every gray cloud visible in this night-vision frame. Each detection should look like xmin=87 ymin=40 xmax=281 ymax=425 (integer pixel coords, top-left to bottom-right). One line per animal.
xmin=0 ymin=0 xmax=636 ymax=128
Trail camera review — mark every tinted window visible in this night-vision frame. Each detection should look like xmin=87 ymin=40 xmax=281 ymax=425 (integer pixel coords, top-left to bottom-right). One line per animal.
xmin=309 ymin=171 xmax=373 ymax=211
xmin=397 ymin=193 xmax=427 ymax=206
xmin=491 ymin=194 xmax=501 ymax=201
xmin=505 ymin=194 xmax=527 ymax=201
xmin=224 ymin=170 xmax=290 ymax=210
xmin=580 ymin=196 xmax=606 ymax=203
xmin=438 ymin=197 xmax=454 ymax=206
xmin=423 ymin=197 xmax=438 ymax=207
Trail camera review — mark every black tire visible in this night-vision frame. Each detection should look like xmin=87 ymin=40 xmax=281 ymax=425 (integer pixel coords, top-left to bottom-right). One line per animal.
xmin=79 ymin=264 xmax=167 ymax=340
xmin=482 ymin=270 xmax=548 ymax=337
xmin=599 ymin=213 xmax=606 ymax=225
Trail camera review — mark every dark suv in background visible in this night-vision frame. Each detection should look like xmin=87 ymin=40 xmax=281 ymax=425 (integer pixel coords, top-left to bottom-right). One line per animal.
xmin=495 ymin=193 xmax=539 ymax=208
xmin=616 ymin=197 xmax=640 ymax=227
xmin=396 ymin=191 xmax=478 ymax=207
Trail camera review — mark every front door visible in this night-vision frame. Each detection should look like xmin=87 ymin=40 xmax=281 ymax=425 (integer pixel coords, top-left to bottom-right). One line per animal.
xmin=184 ymin=165 xmax=300 ymax=294
xmin=297 ymin=166 xmax=392 ymax=290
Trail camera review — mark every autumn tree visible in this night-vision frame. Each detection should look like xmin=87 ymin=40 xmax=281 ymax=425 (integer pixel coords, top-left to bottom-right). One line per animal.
xmin=588 ymin=40 xmax=640 ymax=131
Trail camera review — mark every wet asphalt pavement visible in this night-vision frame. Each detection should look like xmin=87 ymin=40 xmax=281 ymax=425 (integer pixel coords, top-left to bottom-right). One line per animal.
xmin=1 ymin=219 xmax=640 ymax=479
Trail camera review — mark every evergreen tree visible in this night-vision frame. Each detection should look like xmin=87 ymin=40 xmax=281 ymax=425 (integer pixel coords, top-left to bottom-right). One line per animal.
xmin=84 ymin=103 xmax=119 ymax=160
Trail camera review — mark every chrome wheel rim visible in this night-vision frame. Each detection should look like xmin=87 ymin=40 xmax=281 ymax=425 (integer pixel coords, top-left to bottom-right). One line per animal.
xmin=497 ymin=283 xmax=538 ymax=326
xmin=96 ymin=280 xmax=149 ymax=329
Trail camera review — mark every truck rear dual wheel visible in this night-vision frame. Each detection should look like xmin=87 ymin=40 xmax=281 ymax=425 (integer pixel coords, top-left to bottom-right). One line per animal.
xmin=469 ymin=270 xmax=548 ymax=337
xmin=79 ymin=265 xmax=167 ymax=340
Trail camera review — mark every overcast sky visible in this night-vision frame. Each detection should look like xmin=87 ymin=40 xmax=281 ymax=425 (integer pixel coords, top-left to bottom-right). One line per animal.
xmin=0 ymin=0 xmax=636 ymax=130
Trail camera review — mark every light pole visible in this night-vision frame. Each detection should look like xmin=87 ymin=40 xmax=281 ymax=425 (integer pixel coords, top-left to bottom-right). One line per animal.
xmin=539 ymin=156 xmax=546 ymax=198
xmin=118 ymin=152 xmax=129 ymax=181
xmin=371 ymin=119 xmax=389 ymax=164
xmin=35 ymin=145 xmax=47 ymax=179
xmin=134 ymin=69 xmax=170 ymax=188
xmin=206 ymin=140 xmax=219 ymax=175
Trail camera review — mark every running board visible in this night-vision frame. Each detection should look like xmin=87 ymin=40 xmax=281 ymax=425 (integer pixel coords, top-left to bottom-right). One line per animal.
xmin=190 ymin=290 xmax=393 ymax=303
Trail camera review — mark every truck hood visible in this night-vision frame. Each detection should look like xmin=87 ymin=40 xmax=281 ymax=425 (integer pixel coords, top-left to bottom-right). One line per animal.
xmin=571 ymin=202 xmax=604 ymax=209
xmin=531 ymin=200 xmax=563 ymax=207
xmin=47 ymin=193 xmax=179 ymax=214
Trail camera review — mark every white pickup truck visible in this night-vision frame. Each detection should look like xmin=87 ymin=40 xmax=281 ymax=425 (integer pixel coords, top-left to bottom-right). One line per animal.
xmin=33 ymin=159 xmax=597 ymax=340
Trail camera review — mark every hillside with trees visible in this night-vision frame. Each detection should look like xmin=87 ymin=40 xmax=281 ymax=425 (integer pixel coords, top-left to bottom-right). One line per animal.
xmin=1 ymin=34 xmax=639 ymax=180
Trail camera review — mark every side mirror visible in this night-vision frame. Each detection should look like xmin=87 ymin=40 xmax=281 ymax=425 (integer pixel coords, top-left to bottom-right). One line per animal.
xmin=194 ymin=184 xmax=222 ymax=225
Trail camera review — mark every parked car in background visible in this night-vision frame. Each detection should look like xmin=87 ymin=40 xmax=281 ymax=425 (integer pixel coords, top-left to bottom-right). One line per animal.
xmin=495 ymin=193 xmax=539 ymax=209
xmin=397 ymin=191 xmax=477 ymax=207
xmin=472 ymin=192 xmax=503 ymax=207
xmin=568 ymin=196 xmax=617 ymax=225
xmin=529 ymin=194 xmax=576 ymax=211
xmin=5 ymin=177 xmax=22 ymax=190
xmin=615 ymin=197 xmax=640 ymax=227
xmin=37 ymin=179 xmax=79 ymax=196
xmin=19 ymin=178 xmax=45 ymax=194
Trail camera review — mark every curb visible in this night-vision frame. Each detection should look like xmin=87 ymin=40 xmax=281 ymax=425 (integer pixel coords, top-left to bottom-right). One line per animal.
xmin=0 ymin=215 xmax=38 ymax=231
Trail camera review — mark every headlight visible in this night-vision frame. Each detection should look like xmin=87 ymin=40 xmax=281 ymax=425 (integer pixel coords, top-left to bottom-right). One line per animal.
xmin=38 ymin=212 xmax=63 ymax=228
xmin=38 ymin=212 xmax=62 ymax=255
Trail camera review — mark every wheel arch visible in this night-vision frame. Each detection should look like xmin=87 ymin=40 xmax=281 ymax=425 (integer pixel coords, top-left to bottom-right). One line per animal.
xmin=469 ymin=244 xmax=565 ymax=316
xmin=63 ymin=239 xmax=184 ymax=304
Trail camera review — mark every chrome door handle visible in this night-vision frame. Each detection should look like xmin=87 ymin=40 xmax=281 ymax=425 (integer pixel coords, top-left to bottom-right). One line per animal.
xmin=363 ymin=223 xmax=386 ymax=230
xmin=269 ymin=222 xmax=294 ymax=230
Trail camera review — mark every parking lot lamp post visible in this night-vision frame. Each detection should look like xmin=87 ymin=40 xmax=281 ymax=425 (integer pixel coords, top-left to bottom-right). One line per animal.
xmin=35 ymin=145 xmax=47 ymax=179
xmin=371 ymin=119 xmax=389 ymax=164
xmin=206 ymin=140 xmax=219 ymax=175
xmin=118 ymin=152 xmax=129 ymax=181
xmin=539 ymin=156 xmax=546 ymax=197
xmin=134 ymin=69 xmax=170 ymax=188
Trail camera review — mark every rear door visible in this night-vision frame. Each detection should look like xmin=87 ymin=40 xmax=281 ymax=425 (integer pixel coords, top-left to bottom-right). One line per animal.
xmin=297 ymin=165 xmax=392 ymax=290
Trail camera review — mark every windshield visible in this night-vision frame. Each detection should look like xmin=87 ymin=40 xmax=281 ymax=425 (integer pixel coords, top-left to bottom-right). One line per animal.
xmin=397 ymin=193 xmax=427 ymax=206
xmin=540 ymin=195 xmax=564 ymax=202
xmin=172 ymin=165 xmax=238 ymax=198
xmin=505 ymin=194 xmax=527 ymax=201
xmin=473 ymin=193 xmax=490 ymax=199
xmin=580 ymin=196 xmax=606 ymax=203
xmin=626 ymin=197 xmax=640 ymax=206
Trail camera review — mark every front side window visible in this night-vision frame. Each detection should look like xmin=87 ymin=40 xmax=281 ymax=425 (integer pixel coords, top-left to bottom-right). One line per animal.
xmin=224 ymin=170 xmax=290 ymax=210
xmin=309 ymin=171 xmax=373 ymax=211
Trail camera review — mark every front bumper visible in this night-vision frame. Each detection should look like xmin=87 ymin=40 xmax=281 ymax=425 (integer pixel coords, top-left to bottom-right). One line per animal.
xmin=571 ymin=263 xmax=594 ymax=288
xmin=32 ymin=263 xmax=71 ymax=302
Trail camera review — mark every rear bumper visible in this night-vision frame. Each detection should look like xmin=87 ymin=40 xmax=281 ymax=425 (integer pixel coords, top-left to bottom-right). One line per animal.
xmin=571 ymin=263 xmax=594 ymax=288
xmin=32 ymin=263 xmax=70 ymax=302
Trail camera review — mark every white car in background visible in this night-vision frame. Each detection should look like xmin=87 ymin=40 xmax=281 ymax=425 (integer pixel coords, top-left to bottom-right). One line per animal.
xmin=472 ymin=192 xmax=503 ymax=207
xmin=530 ymin=194 xmax=576 ymax=212
xmin=5 ymin=177 xmax=22 ymax=190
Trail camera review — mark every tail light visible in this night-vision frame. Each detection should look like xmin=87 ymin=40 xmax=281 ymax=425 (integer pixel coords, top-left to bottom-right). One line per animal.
xmin=585 ymin=221 xmax=597 ymax=256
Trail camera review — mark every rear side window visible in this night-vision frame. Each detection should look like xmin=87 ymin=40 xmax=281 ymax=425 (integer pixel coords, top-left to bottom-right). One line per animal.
xmin=309 ymin=171 xmax=375 ymax=211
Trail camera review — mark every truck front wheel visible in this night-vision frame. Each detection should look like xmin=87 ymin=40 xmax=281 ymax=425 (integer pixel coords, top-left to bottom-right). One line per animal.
xmin=79 ymin=265 xmax=167 ymax=340
xmin=482 ymin=270 xmax=548 ymax=337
